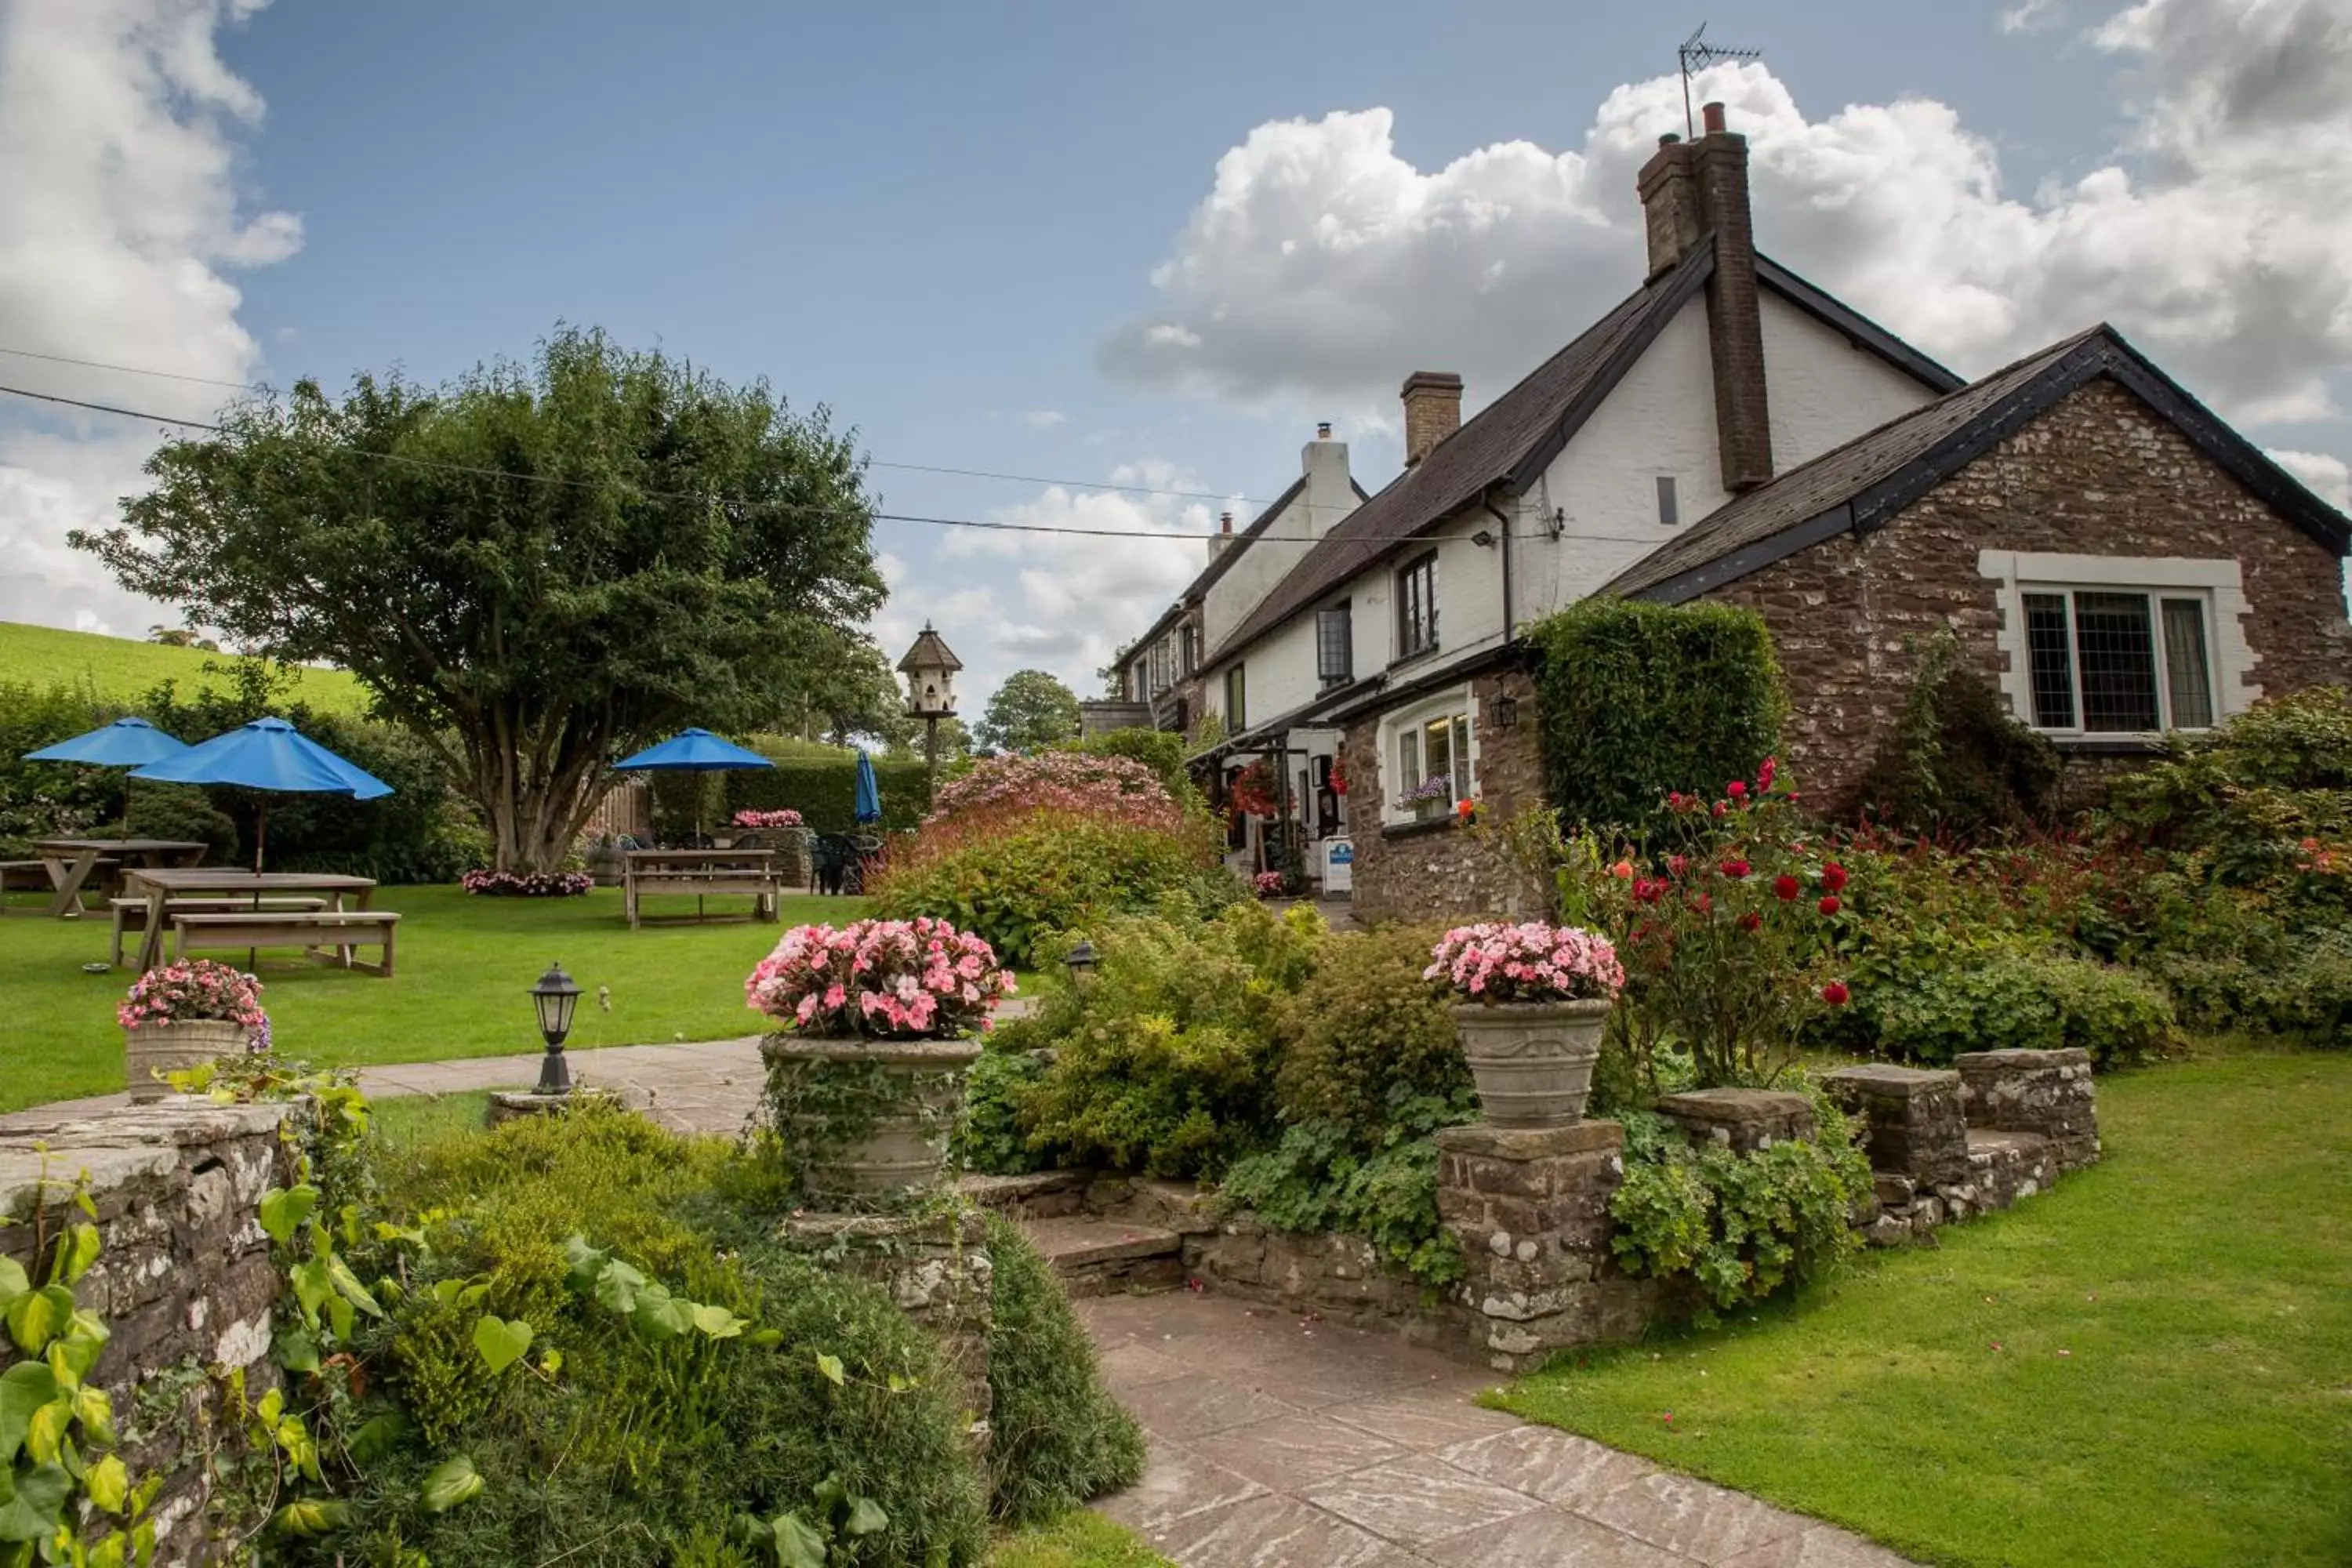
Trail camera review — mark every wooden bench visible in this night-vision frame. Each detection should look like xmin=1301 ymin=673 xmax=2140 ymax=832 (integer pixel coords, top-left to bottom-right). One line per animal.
xmin=112 ymin=896 xmax=328 ymax=967
xmin=172 ymin=910 xmax=401 ymax=977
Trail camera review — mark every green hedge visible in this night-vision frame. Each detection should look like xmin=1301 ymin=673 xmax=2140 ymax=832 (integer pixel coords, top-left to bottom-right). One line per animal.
xmin=649 ymin=753 xmax=935 ymax=836
xmin=1526 ymin=597 xmax=1787 ymax=836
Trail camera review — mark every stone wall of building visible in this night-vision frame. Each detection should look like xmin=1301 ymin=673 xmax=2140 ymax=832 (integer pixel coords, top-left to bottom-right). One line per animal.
xmin=1 ymin=1101 xmax=293 ymax=1566
xmin=1340 ymin=666 xmax=1555 ymax=925
xmin=1704 ymin=379 xmax=2352 ymax=808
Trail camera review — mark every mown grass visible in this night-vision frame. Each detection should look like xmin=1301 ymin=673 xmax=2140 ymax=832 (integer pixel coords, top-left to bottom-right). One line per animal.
xmin=985 ymin=1509 xmax=1171 ymax=1567
xmin=0 ymin=620 xmax=369 ymax=713
xmin=0 ymin=884 xmax=870 ymax=1109
xmin=1497 ymin=1047 xmax=2352 ymax=1568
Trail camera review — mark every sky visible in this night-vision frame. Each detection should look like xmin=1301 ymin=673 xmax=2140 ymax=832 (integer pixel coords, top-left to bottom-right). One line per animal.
xmin=2 ymin=0 xmax=2348 ymax=717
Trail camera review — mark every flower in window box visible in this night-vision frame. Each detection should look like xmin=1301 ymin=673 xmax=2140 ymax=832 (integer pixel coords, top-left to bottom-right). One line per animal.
xmin=1396 ymin=772 xmax=1454 ymax=811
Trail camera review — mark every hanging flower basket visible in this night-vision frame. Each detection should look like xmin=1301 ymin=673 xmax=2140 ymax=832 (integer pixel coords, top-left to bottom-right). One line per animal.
xmin=1229 ymin=759 xmax=1279 ymax=819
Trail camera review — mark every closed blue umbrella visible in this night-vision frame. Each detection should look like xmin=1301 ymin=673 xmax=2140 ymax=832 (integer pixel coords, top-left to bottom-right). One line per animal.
xmin=615 ymin=728 xmax=775 ymax=840
xmin=24 ymin=717 xmax=188 ymax=768
xmin=132 ymin=716 xmax=391 ymax=869
xmin=853 ymin=750 xmax=883 ymax=826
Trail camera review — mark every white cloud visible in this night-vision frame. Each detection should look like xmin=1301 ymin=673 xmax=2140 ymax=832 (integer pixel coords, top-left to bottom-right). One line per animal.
xmin=1018 ymin=409 xmax=1068 ymax=430
xmin=1098 ymin=0 xmax=2352 ymax=444
xmin=0 ymin=0 xmax=299 ymax=637
xmin=2271 ymin=447 xmax=2351 ymax=512
xmin=1999 ymin=0 xmax=2065 ymax=33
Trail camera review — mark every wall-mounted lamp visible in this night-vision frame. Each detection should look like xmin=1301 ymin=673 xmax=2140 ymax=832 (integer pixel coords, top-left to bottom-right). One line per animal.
xmin=1470 ymin=529 xmax=1497 ymax=550
xmin=1493 ymin=696 xmax=1519 ymax=730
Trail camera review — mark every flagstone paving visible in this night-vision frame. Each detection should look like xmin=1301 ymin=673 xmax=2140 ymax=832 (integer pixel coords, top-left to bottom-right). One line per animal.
xmin=1082 ymin=1291 xmax=1920 ymax=1568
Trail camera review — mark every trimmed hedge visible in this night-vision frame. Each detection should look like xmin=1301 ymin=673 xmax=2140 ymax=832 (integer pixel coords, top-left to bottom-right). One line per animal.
xmin=650 ymin=753 xmax=934 ymax=837
xmin=1527 ymin=597 xmax=1787 ymax=837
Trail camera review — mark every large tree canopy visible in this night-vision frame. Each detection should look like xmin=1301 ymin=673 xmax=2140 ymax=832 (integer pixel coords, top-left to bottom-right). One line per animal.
xmin=975 ymin=669 xmax=1083 ymax=756
xmin=75 ymin=327 xmax=887 ymax=871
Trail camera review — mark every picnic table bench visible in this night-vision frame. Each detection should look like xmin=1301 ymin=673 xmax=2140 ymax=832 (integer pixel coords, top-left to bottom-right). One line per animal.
xmin=121 ymin=868 xmax=379 ymax=971
xmin=33 ymin=838 xmax=208 ymax=918
xmin=172 ymin=909 xmax=401 ymax=977
xmin=110 ymin=895 xmax=328 ymax=967
xmin=624 ymin=848 xmax=781 ymax=927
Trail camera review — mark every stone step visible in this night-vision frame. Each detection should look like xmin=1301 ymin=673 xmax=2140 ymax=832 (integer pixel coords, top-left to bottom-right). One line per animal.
xmin=1018 ymin=1215 xmax=1184 ymax=1298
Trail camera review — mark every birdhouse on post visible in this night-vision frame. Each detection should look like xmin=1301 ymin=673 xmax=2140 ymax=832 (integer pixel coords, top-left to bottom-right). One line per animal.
xmin=897 ymin=625 xmax=964 ymax=781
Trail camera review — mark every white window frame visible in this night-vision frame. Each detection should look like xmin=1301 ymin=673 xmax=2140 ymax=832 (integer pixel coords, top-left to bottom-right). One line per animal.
xmin=1979 ymin=551 xmax=2258 ymax=739
xmin=1375 ymin=683 xmax=1479 ymax=826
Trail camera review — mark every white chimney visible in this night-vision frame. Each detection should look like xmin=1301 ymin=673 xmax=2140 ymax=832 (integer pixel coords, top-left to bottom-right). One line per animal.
xmin=1301 ymin=422 xmax=1352 ymax=537
xmin=1208 ymin=510 xmax=1236 ymax=562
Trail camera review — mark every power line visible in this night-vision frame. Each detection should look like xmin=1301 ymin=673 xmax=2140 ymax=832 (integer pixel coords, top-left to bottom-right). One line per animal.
xmin=0 ymin=379 xmax=1672 ymax=548
xmin=0 ymin=342 xmax=1279 ymax=506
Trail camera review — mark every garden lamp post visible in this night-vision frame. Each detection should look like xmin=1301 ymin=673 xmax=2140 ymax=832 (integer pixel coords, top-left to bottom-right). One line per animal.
xmin=530 ymin=961 xmax=583 ymax=1095
xmin=1063 ymin=939 xmax=1098 ymax=992
xmin=897 ymin=624 xmax=964 ymax=786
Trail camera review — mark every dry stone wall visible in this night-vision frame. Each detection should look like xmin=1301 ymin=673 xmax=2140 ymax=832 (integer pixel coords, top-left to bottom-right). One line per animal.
xmin=1 ymin=1100 xmax=293 ymax=1567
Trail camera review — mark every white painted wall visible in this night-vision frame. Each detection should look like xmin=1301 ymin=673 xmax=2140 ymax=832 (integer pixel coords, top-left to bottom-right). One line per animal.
xmin=1760 ymin=290 xmax=1941 ymax=468
xmin=1203 ymin=435 xmax=1359 ymax=652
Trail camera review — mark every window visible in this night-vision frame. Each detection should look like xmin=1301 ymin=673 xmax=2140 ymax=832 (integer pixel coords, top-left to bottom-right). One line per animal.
xmin=1396 ymin=553 xmax=1439 ymax=659
xmin=1180 ymin=622 xmax=1200 ymax=674
xmin=2020 ymin=587 xmax=2217 ymax=734
xmin=1146 ymin=637 xmax=1171 ymax=696
xmin=1224 ymin=664 xmax=1247 ymax=732
xmin=1316 ymin=602 xmax=1352 ymax=687
xmin=1656 ymin=475 xmax=1679 ymax=527
xmin=1384 ymin=689 xmax=1475 ymax=824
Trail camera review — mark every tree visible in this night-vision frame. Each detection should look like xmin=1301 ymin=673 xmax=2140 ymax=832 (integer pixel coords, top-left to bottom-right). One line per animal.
xmin=768 ymin=630 xmax=919 ymax=750
xmin=76 ymin=326 xmax=886 ymax=871
xmin=975 ymin=670 xmax=1083 ymax=755
xmin=884 ymin=715 xmax=971 ymax=767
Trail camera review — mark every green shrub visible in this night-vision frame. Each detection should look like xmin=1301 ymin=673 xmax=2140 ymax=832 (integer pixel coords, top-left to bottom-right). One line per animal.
xmin=1526 ymin=597 xmax=1786 ymax=837
xmin=717 ymin=750 xmax=935 ymax=834
xmin=958 ymin=1044 xmax=1053 ymax=1175
xmin=1271 ymin=924 xmax=1468 ymax=1140
xmin=1006 ymin=902 xmax=1322 ymax=1177
xmin=1218 ymin=1113 xmax=1468 ymax=1289
xmin=982 ymin=1215 xmax=1145 ymax=1524
xmin=1062 ymin=728 xmax=1198 ymax=805
xmin=1871 ymin=951 xmax=2174 ymax=1067
xmin=868 ymin=816 xmax=1236 ymax=969
xmin=1852 ymin=632 xmax=2060 ymax=840
xmin=1609 ymin=1101 xmax=1872 ymax=1316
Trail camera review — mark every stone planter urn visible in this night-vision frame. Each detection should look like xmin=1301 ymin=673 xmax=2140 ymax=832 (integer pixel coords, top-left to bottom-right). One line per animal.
xmin=1452 ymin=998 xmax=1613 ymax=1128
xmin=124 ymin=1018 xmax=250 ymax=1103
xmin=759 ymin=1034 xmax=983 ymax=1207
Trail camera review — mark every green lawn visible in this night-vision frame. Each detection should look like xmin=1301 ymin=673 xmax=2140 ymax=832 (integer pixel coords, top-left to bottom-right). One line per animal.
xmin=0 ymin=620 xmax=369 ymax=713
xmin=1 ymin=884 xmax=870 ymax=1110
xmin=986 ymin=1511 xmax=1170 ymax=1566
xmin=1497 ymin=1047 xmax=2352 ymax=1568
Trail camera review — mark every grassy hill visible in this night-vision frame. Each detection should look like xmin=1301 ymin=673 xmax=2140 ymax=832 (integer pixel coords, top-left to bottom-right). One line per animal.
xmin=0 ymin=621 xmax=370 ymax=714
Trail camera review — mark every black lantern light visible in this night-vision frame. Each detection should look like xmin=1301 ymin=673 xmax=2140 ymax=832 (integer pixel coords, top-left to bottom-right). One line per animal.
xmin=1063 ymin=938 xmax=1099 ymax=992
xmin=530 ymin=960 xmax=582 ymax=1095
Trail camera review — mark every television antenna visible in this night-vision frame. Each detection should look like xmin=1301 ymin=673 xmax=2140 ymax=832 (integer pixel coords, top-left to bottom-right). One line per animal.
xmin=1678 ymin=23 xmax=1764 ymax=138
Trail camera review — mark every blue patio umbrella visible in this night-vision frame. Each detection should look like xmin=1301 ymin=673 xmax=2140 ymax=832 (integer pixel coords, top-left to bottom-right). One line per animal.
xmin=853 ymin=750 xmax=883 ymax=826
xmin=614 ymin=728 xmax=775 ymax=840
xmin=132 ymin=716 xmax=391 ymax=869
xmin=24 ymin=717 xmax=188 ymax=768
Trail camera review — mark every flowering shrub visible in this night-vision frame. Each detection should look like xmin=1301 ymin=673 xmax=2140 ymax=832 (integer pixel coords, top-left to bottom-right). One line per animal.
xmin=461 ymin=869 xmax=593 ymax=897
xmin=1557 ymin=757 xmax=1852 ymax=1087
xmin=1425 ymin=922 xmax=1624 ymax=1004
xmin=731 ymin=808 xmax=804 ymax=829
xmin=746 ymin=916 xmax=1014 ymax=1038
xmin=1252 ymin=870 xmax=1289 ymax=897
xmin=118 ymin=959 xmax=267 ymax=1037
xmin=927 ymin=752 xmax=1179 ymax=840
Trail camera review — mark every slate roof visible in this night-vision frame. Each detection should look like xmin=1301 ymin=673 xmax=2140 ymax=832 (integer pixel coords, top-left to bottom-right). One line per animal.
xmin=1602 ymin=323 xmax=2352 ymax=604
xmin=1118 ymin=471 xmax=1372 ymax=670
xmin=1204 ymin=242 xmax=1962 ymax=666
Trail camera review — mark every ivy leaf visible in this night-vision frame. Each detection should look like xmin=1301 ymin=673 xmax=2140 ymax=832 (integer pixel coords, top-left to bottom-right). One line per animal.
xmin=24 ymin=1398 xmax=70 ymax=1465
xmin=274 ymin=1329 xmax=321 ymax=1375
xmin=269 ymin=1499 xmax=353 ymax=1536
xmin=814 ymin=1352 xmax=846 ymax=1387
xmin=325 ymin=1294 xmax=355 ymax=1345
xmin=0 ymin=1461 xmax=71 ymax=1542
xmin=71 ymin=1385 xmax=114 ymax=1446
xmin=768 ymin=1512 xmax=829 ymax=1568
xmin=3 ymin=1286 xmax=71 ymax=1356
xmin=747 ymin=1327 xmax=785 ymax=1349
xmin=631 ymin=1287 xmax=691 ymax=1341
xmin=844 ymin=1496 xmax=888 ymax=1537
xmin=256 ymin=1186 xmax=318 ymax=1247
xmin=592 ymin=1258 xmax=646 ymax=1316
xmin=690 ymin=1304 xmax=746 ymax=1339
xmin=0 ymin=1362 xmax=60 ymax=1464
xmin=470 ymin=1316 xmax=533 ymax=1374
xmin=83 ymin=1454 xmax=129 ymax=1516
xmin=0 ymin=1257 xmax=27 ymax=1312
xmin=346 ymin=1412 xmax=410 ymax=1467
xmin=56 ymin=1226 xmax=100 ymax=1287
xmin=561 ymin=1235 xmax=607 ymax=1291
xmin=289 ymin=1258 xmax=332 ymax=1328
xmin=323 ymin=1254 xmax=383 ymax=1319
xmin=418 ymin=1454 xmax=485 ymax=1514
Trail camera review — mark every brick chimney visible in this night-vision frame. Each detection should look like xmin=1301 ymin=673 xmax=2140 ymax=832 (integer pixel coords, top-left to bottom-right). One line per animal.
xmin=1400 ymin=372 xmax=1463 ymax=467
xmin=1638 ymin=101 xmax=1774 ymax=492
xmin=1208 ymin=510 xmax=1236 ymax=563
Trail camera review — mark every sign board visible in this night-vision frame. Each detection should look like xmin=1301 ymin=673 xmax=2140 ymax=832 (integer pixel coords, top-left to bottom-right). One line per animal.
xmin=1323 ymin=836 xmax=1353 ymax=896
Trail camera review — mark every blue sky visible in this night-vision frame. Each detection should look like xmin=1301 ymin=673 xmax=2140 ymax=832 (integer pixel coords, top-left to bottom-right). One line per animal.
xmin=2 ymin=0 xmax=2346 ymax=710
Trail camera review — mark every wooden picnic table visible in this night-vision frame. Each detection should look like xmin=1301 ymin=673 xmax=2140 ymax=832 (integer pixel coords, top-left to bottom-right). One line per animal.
xmin=122 ymin=866 xmax=378 ymax=971
xmin=623 ymin=848 xmax=780 ymax=928
xmin=34 ymin=837 xmax=208 ymax=920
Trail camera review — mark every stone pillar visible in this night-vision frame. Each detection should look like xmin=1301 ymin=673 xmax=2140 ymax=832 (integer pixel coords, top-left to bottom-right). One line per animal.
xmin=1956 ymin=1048 xmax=2100 ymax=1171
xmin=1818 ymin=1065 xmax=1969 ymax=1189
xmin=1653 ymin=1088 xmax=1816 ymax=1153
xmin=779 ymin=1210 xmax=994 ymax=1446
xmin=1435 ymin=1121 xmax=1657 ymax=1373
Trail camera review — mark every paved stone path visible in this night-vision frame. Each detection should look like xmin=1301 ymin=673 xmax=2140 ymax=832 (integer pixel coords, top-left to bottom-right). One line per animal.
xmin=1084 ymin=1292 xmax=1915 ymax=1568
